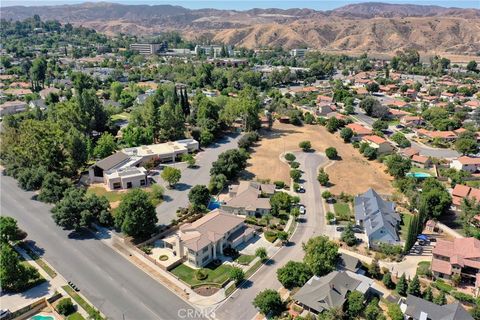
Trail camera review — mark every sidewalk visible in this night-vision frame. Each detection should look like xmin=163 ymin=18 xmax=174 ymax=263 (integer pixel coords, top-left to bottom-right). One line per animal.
xmin=14 ymin=244 xmax=92 ymax=319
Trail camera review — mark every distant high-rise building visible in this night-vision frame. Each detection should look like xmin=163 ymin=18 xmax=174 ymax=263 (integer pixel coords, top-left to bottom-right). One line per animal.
xmin=290 ymin=48 xmax=308 ymax=58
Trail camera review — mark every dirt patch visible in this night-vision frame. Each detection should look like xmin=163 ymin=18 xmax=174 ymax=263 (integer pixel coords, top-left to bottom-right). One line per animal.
xmin=246 ymin=122 xmax=394 ymax=195
xmin=193 ymin=285 xmax=220 ymax=296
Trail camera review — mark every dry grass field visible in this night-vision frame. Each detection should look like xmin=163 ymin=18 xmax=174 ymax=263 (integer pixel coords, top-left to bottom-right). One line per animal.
xmin=246 ymin=122 xmax=395 ymax=196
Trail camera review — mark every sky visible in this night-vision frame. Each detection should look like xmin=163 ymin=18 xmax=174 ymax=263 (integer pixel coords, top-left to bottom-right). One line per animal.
xmin=2 ymin=0 xmax=479 ymax=10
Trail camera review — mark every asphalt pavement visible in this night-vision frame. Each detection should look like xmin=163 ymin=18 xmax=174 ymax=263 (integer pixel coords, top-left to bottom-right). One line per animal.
xmin=155 ymin=132 xmax=241 ymax=225
xmin=213 ymin=151 xmax=327 ymax=320
xmin=1 ymin=174 xmax=201 ymax=320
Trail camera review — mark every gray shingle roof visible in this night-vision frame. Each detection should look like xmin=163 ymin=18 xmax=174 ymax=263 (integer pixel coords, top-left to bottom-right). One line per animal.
xmin=94 ymin=151 xmax=130 ymax=171
xmin=354 ymin=188 xmax=400 ymax=243
xmin=404 ymin=294 xmax=473 ymax=320
xmin=293 ymin=271 xmax=362 ymax=313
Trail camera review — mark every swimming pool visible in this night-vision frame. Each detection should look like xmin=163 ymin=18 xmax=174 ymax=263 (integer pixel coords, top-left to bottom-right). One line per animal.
xmin=406 ymin=172 xmax=431 ymax=179
xmin=29 ymin=314 xmax=55 ymax=320
xmin=207 ymin=198 xmax=222 ymax=210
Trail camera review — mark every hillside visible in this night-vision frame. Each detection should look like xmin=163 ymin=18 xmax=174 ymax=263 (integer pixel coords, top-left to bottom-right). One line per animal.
xmin=2 ymin=2 xmax=480 ymax=55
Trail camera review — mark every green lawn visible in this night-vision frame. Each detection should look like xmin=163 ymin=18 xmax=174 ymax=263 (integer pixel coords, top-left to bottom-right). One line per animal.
xmin=67 ymin=312 xmax=86 ymax=320
xmin=399 ymin=212 xmax=413 ymax=241
xmin=170 ymin=263 xmax=233 ymax=287
xmin=86 ymin=186 xmax=162 ymax=207
xmin=111 ymin=112 xmax=130 ymax=122
xmin=333 ymin=201 xmax=352 ymax=221
xmin=409 ymin=166 xmax=433 ymax=174
xmin=62 ymin=286 xmax=104 ymax=320
xmin=235 ymin=255 xmax=255 ymax=265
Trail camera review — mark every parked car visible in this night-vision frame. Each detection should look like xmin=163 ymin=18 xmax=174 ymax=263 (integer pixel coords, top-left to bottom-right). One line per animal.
xmin=352 ymin=226 xmax=364 ymax=233
xmin=297 ymin=185 xmax=305 ymax=193
xmin=0 ymin=310 xmax=11 ymax=319
xmin=299 ymin=205 xmax=306 ymax=214
xmin=336 ymin=226 xmax=345 ymax=232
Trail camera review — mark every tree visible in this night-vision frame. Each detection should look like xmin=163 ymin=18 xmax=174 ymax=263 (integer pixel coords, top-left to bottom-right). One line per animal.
xmin=368 ymin=259 xmax=381 ymax=279
xmin=360 ymin=96 xmax=380 ymax=116
xmin=110 ymin=82 xmax=123 ymax=101
xmin=52 ymin=188 xmax=110 ymax=231
xmin=229 ymin=267 xmax=245 ymax=285
xmin=423 ymin=285 xmax=433 ymax=302
xmin=467 ymin=60 xmax=478 ymax=72
xmin=161 ymin=166 xmax=181 ymax=188
xmin=418 ymin=178 xmax=451 ymax=219
xmin=455 ymin=132 xmax=478 ymax=155
xmin=325 ymin=147 xmax=338 ymax=159
xmin=188 ymin=185 xmax=210 ymax=210
xmin=382 ymin=272 xmax=395 ymax=289
xmin=433 ymin=291 xmax=446 ymax=305
xmin=284 ymin=153 xmax=296 ymax=162
xmin=115 ymin=189 xmax=158 ymax=237
xmin=391 ymin=132 xmax=411 ymax=148
xmin=340 ymin=127 xmax=354 ymax=142
xmin=252 ymin=289 xmax=283 ymax=316
xmin=56 ymin=298 xmax=75 ymax=316
xmin=362 ymin=146 xmax=377 ymax=160
xmin=269 ymin=192 xmax=292 ymax=215
xmin=396 ymin=273 xmax=408 ymax=296
xmin=0 ymin=244 xmax=40 ymax=292
xmin=387 ymin=303 xmax=404 ymax=320
xmin=372 ymin=120 xmax=388 ymax=131
xmin=277 ymin=231 xmax=289 ymax=244
xmin=299 ymin=140 xmax=311 ymax=152
xmin=326 ymin=117 xmax=342 ymax=133
xmin=365 ymin=298 xmax=381 ymax=320
xmin=407 ymin=275 xmax=421 ymax=297
xmin=276 ymin=261 xmax=312 ymax=289
xmin=93 ymin=133 xmax=117 ymax=159
xmin=30 ymin=56 xmax=47 ymax=91
xmin=384 ymin=154 xmax=412 ymax=178
xmin=366 ymin=82 xmax=380 ymax=93
xmin=255 ymin=247 xmax=268 ymax=262
xmin=290 ymin=169 xmax=301 ymax=182
xmin=0 ymin=216 xmax=26 ymax=244
xmin=341 ymin=223 xmax=357 ymax=246
xmin=303 ymin=236 xmax=339 ymax=276
xmin=209 ymin=174 xmax=227 ymax=194
xmin=346 ymin=291 xmax=365 ymax=317
xmin=17 ymin=166 xmax=47 ymax=191
xmin=38 ymin=172 xmax=71 ymax=203
xmin=322 ymin=190 xmax=332 ymax=200
xmin=317 ymin=168 xmax=329 ymax=186
xmin=210 ymin=149 xmax=248 ymax=180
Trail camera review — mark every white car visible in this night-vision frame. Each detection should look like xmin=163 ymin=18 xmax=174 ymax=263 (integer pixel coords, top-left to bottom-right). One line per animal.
xmin=299 ymin=205 xmax=306 ymax=214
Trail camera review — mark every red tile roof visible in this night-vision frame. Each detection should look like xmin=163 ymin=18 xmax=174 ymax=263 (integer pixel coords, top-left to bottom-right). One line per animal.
xmin=363 ymin=135 xmax=387 ymax=144
xmin=411 ymin=155 xmax=429 ymax=164
xmin=457 ymin=156 xmax=480 ymax=165
xmin=346 ymin=123 xmax=372 ymax=135
xmin=452 ymin=184 xmax=471 ymax=198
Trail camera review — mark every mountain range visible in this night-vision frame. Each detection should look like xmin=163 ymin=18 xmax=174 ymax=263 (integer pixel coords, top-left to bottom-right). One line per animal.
xmin=2 ymin=2 xmax=480 ymax=56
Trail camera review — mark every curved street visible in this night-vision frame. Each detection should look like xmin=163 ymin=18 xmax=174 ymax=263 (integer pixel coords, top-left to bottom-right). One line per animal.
xmin=213 ymin=151 xmax=329 ymax=320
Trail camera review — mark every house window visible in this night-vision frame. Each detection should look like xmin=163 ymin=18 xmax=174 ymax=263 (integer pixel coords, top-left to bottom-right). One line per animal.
xmin=113 ymin=182 xmax=121 ymax=189
xmin=202 ymin=247 xmax=208 ymax=253
xmin=140 ymin=179 xmax=146 ymax=186
xmin=126 ymin=182 xmax=132 ymax=189
xmin=202 ymin=256 xmax=209 ymax=263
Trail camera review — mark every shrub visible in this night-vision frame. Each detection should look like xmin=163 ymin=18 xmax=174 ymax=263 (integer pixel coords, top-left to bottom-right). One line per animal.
xmin=299 ymin=141 xmax=311 ymax=151
xmin=450 ymin=291 xmax=476 ymax=304
xmin=159 ymin=255 xmax=168 ymax=261
xmin=56 ymin=298 xmax=75 ymax=316
xmin=274 ymin=181 xmax=285 ymax=189
xmin=290 ymin=161 xmax=300 ymax=169
xmin=284 ymin=153 xmax=296 ymax=162
xmin=195 ymin=269 xmax=208 ymax=280
xmin=325 ymin=147 xmax=338 ymax=159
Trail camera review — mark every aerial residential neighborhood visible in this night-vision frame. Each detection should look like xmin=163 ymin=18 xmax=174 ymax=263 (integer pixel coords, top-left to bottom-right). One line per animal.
xmin=0 ymin=1 xmax=479 ymax=320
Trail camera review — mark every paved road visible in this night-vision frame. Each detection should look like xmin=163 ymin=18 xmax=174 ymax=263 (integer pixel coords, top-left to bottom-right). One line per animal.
xmin=213 ymin=152 xmax=327 ymax=320
xmin=353 ymin=107 xmax=460 ymax=159
xmin=156 ymin=133 xmax=241 ymax=225
xmin=1 ymin=175 xmax=199 ymax=320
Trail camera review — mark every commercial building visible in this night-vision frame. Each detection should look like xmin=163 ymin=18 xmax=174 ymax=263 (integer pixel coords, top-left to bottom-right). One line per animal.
xmin=290 ymin=48 xmax=308 ymax=58
xmin=129 ymin=43 xmax=162 ymax=55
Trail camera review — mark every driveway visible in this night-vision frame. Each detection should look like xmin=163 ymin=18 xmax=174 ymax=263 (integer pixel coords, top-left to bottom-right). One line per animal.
xmin=213 ymin=151 xmax=328 ymax=320
xmin=1 ymin=174 xmax=201 ymax=320
xmin=155 ymin=133 xmax=241 ymax=225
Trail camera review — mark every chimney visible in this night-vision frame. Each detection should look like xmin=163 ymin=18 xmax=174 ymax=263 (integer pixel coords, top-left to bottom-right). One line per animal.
xmin=175 ymin=234 xmax=184 ymax=257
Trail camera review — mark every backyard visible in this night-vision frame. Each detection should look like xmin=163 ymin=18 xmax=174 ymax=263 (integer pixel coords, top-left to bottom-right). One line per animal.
xmin=246 ymin=122 xmax=394 ymax=195
xmin=399 ymin=212 xmax=413 ymax=241
xmin=170 ymin=263 xmax=233 ymax=287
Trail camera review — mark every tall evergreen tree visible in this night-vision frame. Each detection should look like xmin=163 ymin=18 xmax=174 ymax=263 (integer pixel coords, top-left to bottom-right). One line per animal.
xmin=396 ymin=273 xmax=408 ymax=296
xmin=423 ymin=286 xmax=433 ymax=302
xmin=407 ymin=275 xmax=421 ymax=297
